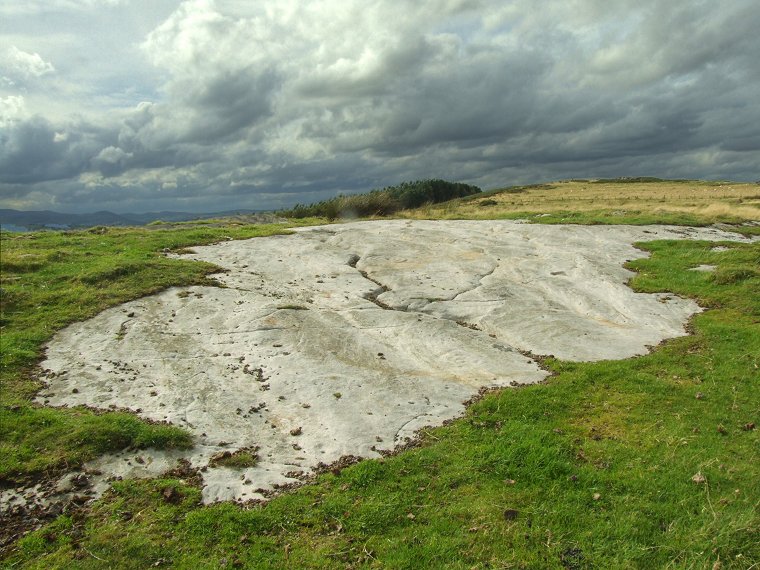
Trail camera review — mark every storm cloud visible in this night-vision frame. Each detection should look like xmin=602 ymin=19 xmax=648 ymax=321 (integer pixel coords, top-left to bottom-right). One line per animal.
xmin=1 ymin=0 xmax=759 ymax=213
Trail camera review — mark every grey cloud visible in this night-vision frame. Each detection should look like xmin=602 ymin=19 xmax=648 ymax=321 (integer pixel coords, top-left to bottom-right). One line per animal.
xmin=0 ymin=115 xmax=105 ymax=184
xmin=165 ymin=66 xmax=280 ymax=144
xmin=295 ymin=40 xmax=551 ymax=156
xmin=91 ymin=145 xmax=133 ymax=176
xmin=1 ymin=0 xmax=759 ymax=214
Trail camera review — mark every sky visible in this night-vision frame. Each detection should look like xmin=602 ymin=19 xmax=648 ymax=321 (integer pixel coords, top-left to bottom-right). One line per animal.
xmin=1 ymin=0 xmax=759 ymax=214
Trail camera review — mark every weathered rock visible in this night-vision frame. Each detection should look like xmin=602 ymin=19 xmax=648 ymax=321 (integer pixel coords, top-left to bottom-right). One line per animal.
xmin=30 ymin=220 xmax=752 ymax=504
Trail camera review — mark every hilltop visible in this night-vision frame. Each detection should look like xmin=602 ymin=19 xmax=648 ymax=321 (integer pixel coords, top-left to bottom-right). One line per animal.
xmin=1 ymin=177 xmax=758 ymax=568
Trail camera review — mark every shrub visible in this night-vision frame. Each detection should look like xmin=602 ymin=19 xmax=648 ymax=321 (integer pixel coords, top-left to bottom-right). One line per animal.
xmin=279 ymin=179 xmax=481 ymax=219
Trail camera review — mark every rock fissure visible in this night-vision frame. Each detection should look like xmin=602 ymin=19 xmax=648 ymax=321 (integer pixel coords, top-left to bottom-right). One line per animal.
xmin=394 ymin=411 xmax=433 ymax=444
xmin=348 ymin=254 xmax=398 ymax=311
xmin=450 ymin=261 xmax=499 ymax=302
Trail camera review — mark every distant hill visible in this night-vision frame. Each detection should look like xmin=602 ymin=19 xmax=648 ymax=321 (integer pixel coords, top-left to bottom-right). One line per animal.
xmin=0 ymin=208 xmax=262 ymax=231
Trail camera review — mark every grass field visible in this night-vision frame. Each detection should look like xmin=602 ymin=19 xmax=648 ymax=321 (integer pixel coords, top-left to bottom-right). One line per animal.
xmin=1 ymin=180 xmax=758 ymax=568
xmin=405 ymin=179 xmax=760 ymax=230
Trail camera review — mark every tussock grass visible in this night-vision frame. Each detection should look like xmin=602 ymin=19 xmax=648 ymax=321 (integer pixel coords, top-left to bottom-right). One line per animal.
xmin=208 ymin=448 xmax=259 ymax=469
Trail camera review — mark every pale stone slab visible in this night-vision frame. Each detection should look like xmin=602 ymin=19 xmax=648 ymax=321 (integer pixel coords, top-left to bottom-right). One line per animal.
xmin=29 ymin=220 xmax=752 ymax=504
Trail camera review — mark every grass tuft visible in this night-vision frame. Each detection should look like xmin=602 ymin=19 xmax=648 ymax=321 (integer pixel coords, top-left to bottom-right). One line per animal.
xmin=208 ymin=448 xmax=259 ymax=469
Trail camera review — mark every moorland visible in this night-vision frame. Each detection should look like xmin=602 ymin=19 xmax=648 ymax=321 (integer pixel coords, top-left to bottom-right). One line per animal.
xmin=1 ymin=178 xmax=758 ymax=568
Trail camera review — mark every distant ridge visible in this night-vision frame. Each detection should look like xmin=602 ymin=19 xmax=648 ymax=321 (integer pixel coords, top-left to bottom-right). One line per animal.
xmin=0 ymin=208 xmax=262 ymax=231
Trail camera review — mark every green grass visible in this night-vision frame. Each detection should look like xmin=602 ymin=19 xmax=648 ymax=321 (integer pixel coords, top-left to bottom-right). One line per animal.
xmin=1 ymin=204 xmax=759 ymax=568
xmin=406 ymin=206 xmax=760 ymax=234
xmin=0 ymin=408 xmax=191 ymax=482
xmin=0 ymin=223 xmax=296 ymax=483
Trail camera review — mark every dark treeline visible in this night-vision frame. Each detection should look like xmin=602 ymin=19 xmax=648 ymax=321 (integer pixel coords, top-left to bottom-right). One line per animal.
xmin=279 ymin=179 xmax=481 ymax=219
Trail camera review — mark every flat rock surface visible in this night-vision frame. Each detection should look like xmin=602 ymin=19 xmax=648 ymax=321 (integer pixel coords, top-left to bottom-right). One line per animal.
xmin=30 ymin=220 xmax=752 ymax=504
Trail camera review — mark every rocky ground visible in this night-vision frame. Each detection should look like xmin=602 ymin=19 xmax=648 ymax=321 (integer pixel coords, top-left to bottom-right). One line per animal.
xmin=3 ymin=220 xmax=753 ymax=526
